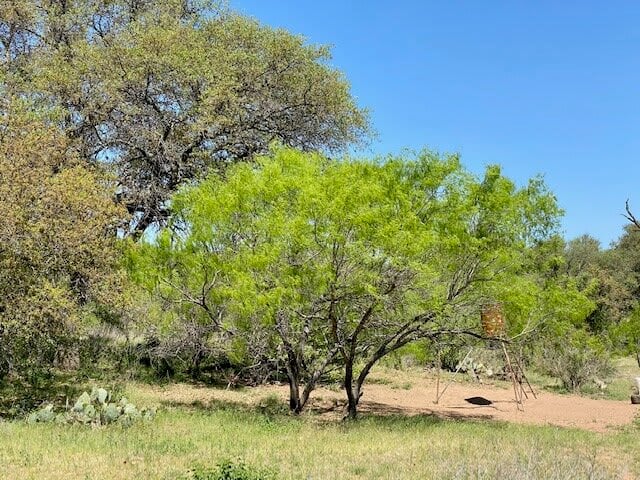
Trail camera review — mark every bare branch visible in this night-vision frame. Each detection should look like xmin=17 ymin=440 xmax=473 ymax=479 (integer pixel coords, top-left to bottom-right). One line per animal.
xmin=624 ymin=199 xmax=640 ymax=230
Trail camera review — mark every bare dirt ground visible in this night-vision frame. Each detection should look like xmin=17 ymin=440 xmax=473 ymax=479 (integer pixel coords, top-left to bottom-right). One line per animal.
xmin=139 ymin=369 xmax=639 ymax=433
xmin=315 ymin=381 xmax=637 ymax=433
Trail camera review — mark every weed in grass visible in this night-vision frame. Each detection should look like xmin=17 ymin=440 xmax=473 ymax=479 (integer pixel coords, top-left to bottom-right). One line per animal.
xmin=442 ymin=446 xmax=624 ymax=480
xmin=183 ymin=460 xmax=276 ymax=480
xmin=367 ymin=377 xmax=393 ymax=386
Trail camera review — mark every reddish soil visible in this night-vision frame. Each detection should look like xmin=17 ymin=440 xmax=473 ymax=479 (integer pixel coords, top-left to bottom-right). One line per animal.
xmin=142 ymin=372 xmax=639 ymax=433
xmin=306 ymin=379 xmax=638 ymax=433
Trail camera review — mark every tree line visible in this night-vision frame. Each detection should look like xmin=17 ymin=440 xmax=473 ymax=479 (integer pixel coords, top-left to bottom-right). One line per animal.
xmin=1 ymin=0 xmax=638 ymax=418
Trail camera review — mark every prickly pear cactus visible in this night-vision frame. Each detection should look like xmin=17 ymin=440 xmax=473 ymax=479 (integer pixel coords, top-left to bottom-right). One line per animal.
xmin=72 ymin=392 xmax=91 ymax=412
xmin=91 ymin=387 xmax=109 ymax=405
xmin=103 ymin=403 xmax=120 ymax=423
xmin=26 ymin=388 xmax=156 ymax=427
xmin=27 ymin=404 xmax=55 ymax=424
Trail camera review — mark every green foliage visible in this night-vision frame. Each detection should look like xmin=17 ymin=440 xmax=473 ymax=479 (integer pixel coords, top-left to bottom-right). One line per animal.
xmin=603 ymin=228 xmax=640 ymax=356
xmin=2 ymin=0 xmax=637 ymax=422
xmin=256 ymin=395 xmax=288 ymax=417
xmin=2 ymin=0 xmax=369 ymax=235
xmin=27 ymin=387 xmax=155 ymax=426
xmin=129 ymin=147 xmax=569 ymax=416
xmin=185 ymin=460 xmax=276 ymax=480
xmin=521 ymin=227 xmax=640 ymax=368
xmin=437 ymin=343 xmax=467 ymax=372
xmin=386 ymin=341 xmax=432 ymax=368
xmin=0 ymin=109 xmax=127 ymax=381
xmin=610 ymin=307 xmax=640 ymax=364
xmin=565 ymin=235 xmax=636 ymax=333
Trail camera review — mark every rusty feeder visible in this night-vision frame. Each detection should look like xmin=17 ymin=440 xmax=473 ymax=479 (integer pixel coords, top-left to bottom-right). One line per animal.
xmin=480 ymin=302 xmax=505 ymax=338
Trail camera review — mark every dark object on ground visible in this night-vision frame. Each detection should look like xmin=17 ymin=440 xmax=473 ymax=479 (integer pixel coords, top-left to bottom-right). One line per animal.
xmin=631 ymin=394 xmax=640 ymax=405
xmin=465 ymin=396 xmax=493 ymax=406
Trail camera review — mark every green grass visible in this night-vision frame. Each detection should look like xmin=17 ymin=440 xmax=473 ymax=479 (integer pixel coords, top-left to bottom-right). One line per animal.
xmin=0 ymin=383 xmax=638 ymax=479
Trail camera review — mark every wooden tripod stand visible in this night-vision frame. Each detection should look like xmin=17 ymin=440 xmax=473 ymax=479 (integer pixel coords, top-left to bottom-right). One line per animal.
xmin=499 ymin=341 xmax=536 ymax=411
xmin=433 ymin=340 xmax=536 ymax=411
xmin=432 ymin=303 xmax=537 ymax=410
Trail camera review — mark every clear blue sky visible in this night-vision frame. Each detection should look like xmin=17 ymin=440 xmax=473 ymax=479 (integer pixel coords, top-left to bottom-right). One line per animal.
xmin=232 ymin=1 xmax=640 ymax=247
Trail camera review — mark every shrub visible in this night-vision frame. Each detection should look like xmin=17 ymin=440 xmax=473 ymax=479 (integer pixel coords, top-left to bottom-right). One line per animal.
xmin=386 ymin=341 xmax=431 ymax=369
xmin=0 ymin=115 xmax=126 ymax=383
xmin=256 ymin=394 xmax=288 ymax=417
xmin=437 ymin=342 xmax=470 ymax=372
xmin=539 ymin=330 xmax=613 ymax=392
xmin=136 ymin=324 xmax=236 ymax=382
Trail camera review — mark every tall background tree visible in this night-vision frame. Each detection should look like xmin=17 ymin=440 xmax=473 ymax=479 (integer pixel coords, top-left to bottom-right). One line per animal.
xmin=0 ymin=106 xmax=125 ymax=382
xmin=1 ymin=0 xmax=370 ymax=236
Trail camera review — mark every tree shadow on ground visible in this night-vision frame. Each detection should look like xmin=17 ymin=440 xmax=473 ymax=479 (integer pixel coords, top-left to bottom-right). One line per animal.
xmin=353 ymin=400 xmax=495 ymax=422
xmin=159 ymin=392 xmax=508 ymax=431
xmin=160 ymin=395 xmax=290 ymax=417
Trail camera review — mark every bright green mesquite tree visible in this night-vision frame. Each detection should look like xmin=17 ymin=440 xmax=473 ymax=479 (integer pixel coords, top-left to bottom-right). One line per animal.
xmin=130 ymin=147 xmax=572 ymax=417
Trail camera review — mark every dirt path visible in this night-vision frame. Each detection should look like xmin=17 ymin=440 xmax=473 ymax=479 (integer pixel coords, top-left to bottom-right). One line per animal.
xmin=344 ymin=383 xmax=636 ymax=432
xmin=306 ymin=378 xmax=639 ymax=433
xmin=139 ymin=373 xmax=639 ymax=433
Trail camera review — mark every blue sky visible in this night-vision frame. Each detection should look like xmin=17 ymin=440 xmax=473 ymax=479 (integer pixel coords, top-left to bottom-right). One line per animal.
xmin=232 ymin=1 xmax=640 ymax=246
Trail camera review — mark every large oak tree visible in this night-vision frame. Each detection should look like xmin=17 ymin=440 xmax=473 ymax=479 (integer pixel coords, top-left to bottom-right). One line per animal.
xmin=1 ymin=0 xmax=369 ymax=235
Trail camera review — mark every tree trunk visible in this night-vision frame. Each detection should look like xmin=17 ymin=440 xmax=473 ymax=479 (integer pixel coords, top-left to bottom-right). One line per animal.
xmin=284 ymin=351 xmax=303 ymax=413
xmin=342 ymin=333 xmax=419 ymax=420
xmin=636 ymin=350 xmax=640 ymax=369
xmin=288 ymin=377 xmax=319 ymax=414
xmin=298 ymin=347 xmax=340 ymax=414
xmin=300 ymin=377 xmax=319 ymax=412
xmin=288 ymin=376 xmax=302 ymax=413
xmin=188 ymin=350 xmax=204 ymax=380
xmin=344 ymin=353 xmax=384 ymax=420
xmin=345 ymin=392 xmax=358 ymax=420
xmin=290 ymin=369 xmax=324 ymax=414
xmin=343 ymin=357 xmax=360 ymax=420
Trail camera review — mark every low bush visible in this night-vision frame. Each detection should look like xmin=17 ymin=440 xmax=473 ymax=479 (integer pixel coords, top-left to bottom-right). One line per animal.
xmin=539 ymin=330 xmax=614 ymax=392
xmin=256 ymin=395 xmax=288 ymax=417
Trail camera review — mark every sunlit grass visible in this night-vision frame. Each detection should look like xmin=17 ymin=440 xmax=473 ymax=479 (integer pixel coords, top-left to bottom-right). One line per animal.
xmin=0 ymin=382 xmax=638 ymax=480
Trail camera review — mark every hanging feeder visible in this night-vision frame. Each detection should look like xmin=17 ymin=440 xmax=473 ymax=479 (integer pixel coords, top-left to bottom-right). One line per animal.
xmin=480 ymin=302 xmax=505 ymax=338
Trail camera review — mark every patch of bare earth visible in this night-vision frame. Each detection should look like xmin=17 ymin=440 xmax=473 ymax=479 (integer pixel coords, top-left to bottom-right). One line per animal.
xmin=139 ymin=372 xmax=638 ymax=433
xmin=342 ymin=382 xmax=637 ymax=433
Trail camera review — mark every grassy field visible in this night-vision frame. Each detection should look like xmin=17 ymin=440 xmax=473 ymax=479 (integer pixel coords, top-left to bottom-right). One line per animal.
xmin=0 ymin=380 xmax=639 ymax=480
